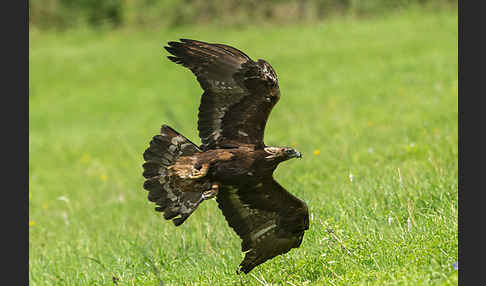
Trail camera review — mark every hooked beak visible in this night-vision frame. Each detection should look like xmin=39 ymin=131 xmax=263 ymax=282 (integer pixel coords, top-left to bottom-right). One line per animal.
xmin=295 ymin=151 xmax=302 ymax=159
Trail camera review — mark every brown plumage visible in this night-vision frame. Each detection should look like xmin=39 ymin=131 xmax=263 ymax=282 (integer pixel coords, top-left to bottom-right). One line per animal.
xmin=142 ymin=39 xmax=309 ymax=274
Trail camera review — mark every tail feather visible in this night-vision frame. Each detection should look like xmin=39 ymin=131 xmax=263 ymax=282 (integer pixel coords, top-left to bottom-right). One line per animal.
xmin=142 ymin=125 xmax=210 ymax=226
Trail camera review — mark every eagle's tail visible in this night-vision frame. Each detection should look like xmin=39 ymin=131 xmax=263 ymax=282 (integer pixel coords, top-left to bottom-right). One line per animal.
xmin=142 ymin=124 xmax=209 ymax=226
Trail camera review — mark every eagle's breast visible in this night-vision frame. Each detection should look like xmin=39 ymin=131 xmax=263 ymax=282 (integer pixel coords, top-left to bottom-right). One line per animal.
xmin=207 ymin=148 xmax=267 ymax=184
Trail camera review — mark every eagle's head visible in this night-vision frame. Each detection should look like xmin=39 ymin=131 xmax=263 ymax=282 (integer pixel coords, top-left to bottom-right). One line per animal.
xmin=264 ymin=146 xmax=302 ymax=162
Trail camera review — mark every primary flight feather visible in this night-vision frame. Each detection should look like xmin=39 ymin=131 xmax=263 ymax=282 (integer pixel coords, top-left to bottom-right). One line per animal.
xmin=142 ymin=39 xmax=309 ymax=274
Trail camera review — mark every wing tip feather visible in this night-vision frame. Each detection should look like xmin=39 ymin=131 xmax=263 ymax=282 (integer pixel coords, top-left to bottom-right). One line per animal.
xmin=179 ymin=38 xmax=195 ymax=43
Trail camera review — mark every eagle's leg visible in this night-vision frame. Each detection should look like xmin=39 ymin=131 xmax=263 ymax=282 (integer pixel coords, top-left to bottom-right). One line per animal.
xmin=188 ymin=163 xmax=209 ymax=179
xmin=202 ymin=183 xmax=219 ymax=200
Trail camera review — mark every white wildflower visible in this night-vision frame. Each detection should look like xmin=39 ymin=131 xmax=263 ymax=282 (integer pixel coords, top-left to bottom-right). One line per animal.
xmin=62 ymin=212 xmax=70 ymax=226
xmin=57 ymin=196 xmax=70 ymax=203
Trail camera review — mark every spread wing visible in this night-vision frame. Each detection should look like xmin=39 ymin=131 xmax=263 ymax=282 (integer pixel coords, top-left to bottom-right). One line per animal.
xmin=164 ymin=39 xmax=280 ymax=150
xmin=216 ymin=178 xmax=309 ymax=274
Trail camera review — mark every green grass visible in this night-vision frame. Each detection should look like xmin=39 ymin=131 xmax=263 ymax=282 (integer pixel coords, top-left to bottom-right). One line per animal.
xmin=29 ymin=7 xmax=458 ymax=285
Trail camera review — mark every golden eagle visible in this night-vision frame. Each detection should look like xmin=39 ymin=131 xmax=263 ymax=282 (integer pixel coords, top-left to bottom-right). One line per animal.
xmin=142 ymin=39 xmax=309 ymax=274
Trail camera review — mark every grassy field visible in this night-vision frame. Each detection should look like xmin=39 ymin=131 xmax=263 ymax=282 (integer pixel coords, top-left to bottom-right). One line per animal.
xmin=29 ymin=7 xmax=458 ymax=286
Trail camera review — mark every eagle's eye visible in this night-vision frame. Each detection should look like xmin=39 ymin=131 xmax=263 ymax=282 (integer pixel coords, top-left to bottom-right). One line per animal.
xmin=284 ymin=149 xmax=294 ymax=155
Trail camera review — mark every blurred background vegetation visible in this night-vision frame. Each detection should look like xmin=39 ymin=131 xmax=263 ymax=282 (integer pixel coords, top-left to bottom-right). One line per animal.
xmin=29 ymin=0 xmax=456 ymax=30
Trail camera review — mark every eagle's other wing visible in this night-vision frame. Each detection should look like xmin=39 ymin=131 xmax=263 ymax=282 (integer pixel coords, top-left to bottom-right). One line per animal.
xmin=216 ymin=178 xmax=309 ymax=274
xmin=164 ymin=39 xmax=280 ymax=150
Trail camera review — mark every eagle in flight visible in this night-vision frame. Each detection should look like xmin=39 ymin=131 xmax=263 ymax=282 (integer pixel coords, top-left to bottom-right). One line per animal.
xmin=142 ymin=39 xmax=309 ymax=274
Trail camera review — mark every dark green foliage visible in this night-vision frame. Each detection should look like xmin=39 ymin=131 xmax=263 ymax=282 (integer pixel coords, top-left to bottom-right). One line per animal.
xmin=30 ymin=0 xmax=123 ymax=29
xmin=60 ymin=0 xmax=123 ymax=27
xmin=29 ymin=0 xmax=457 ymax=30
